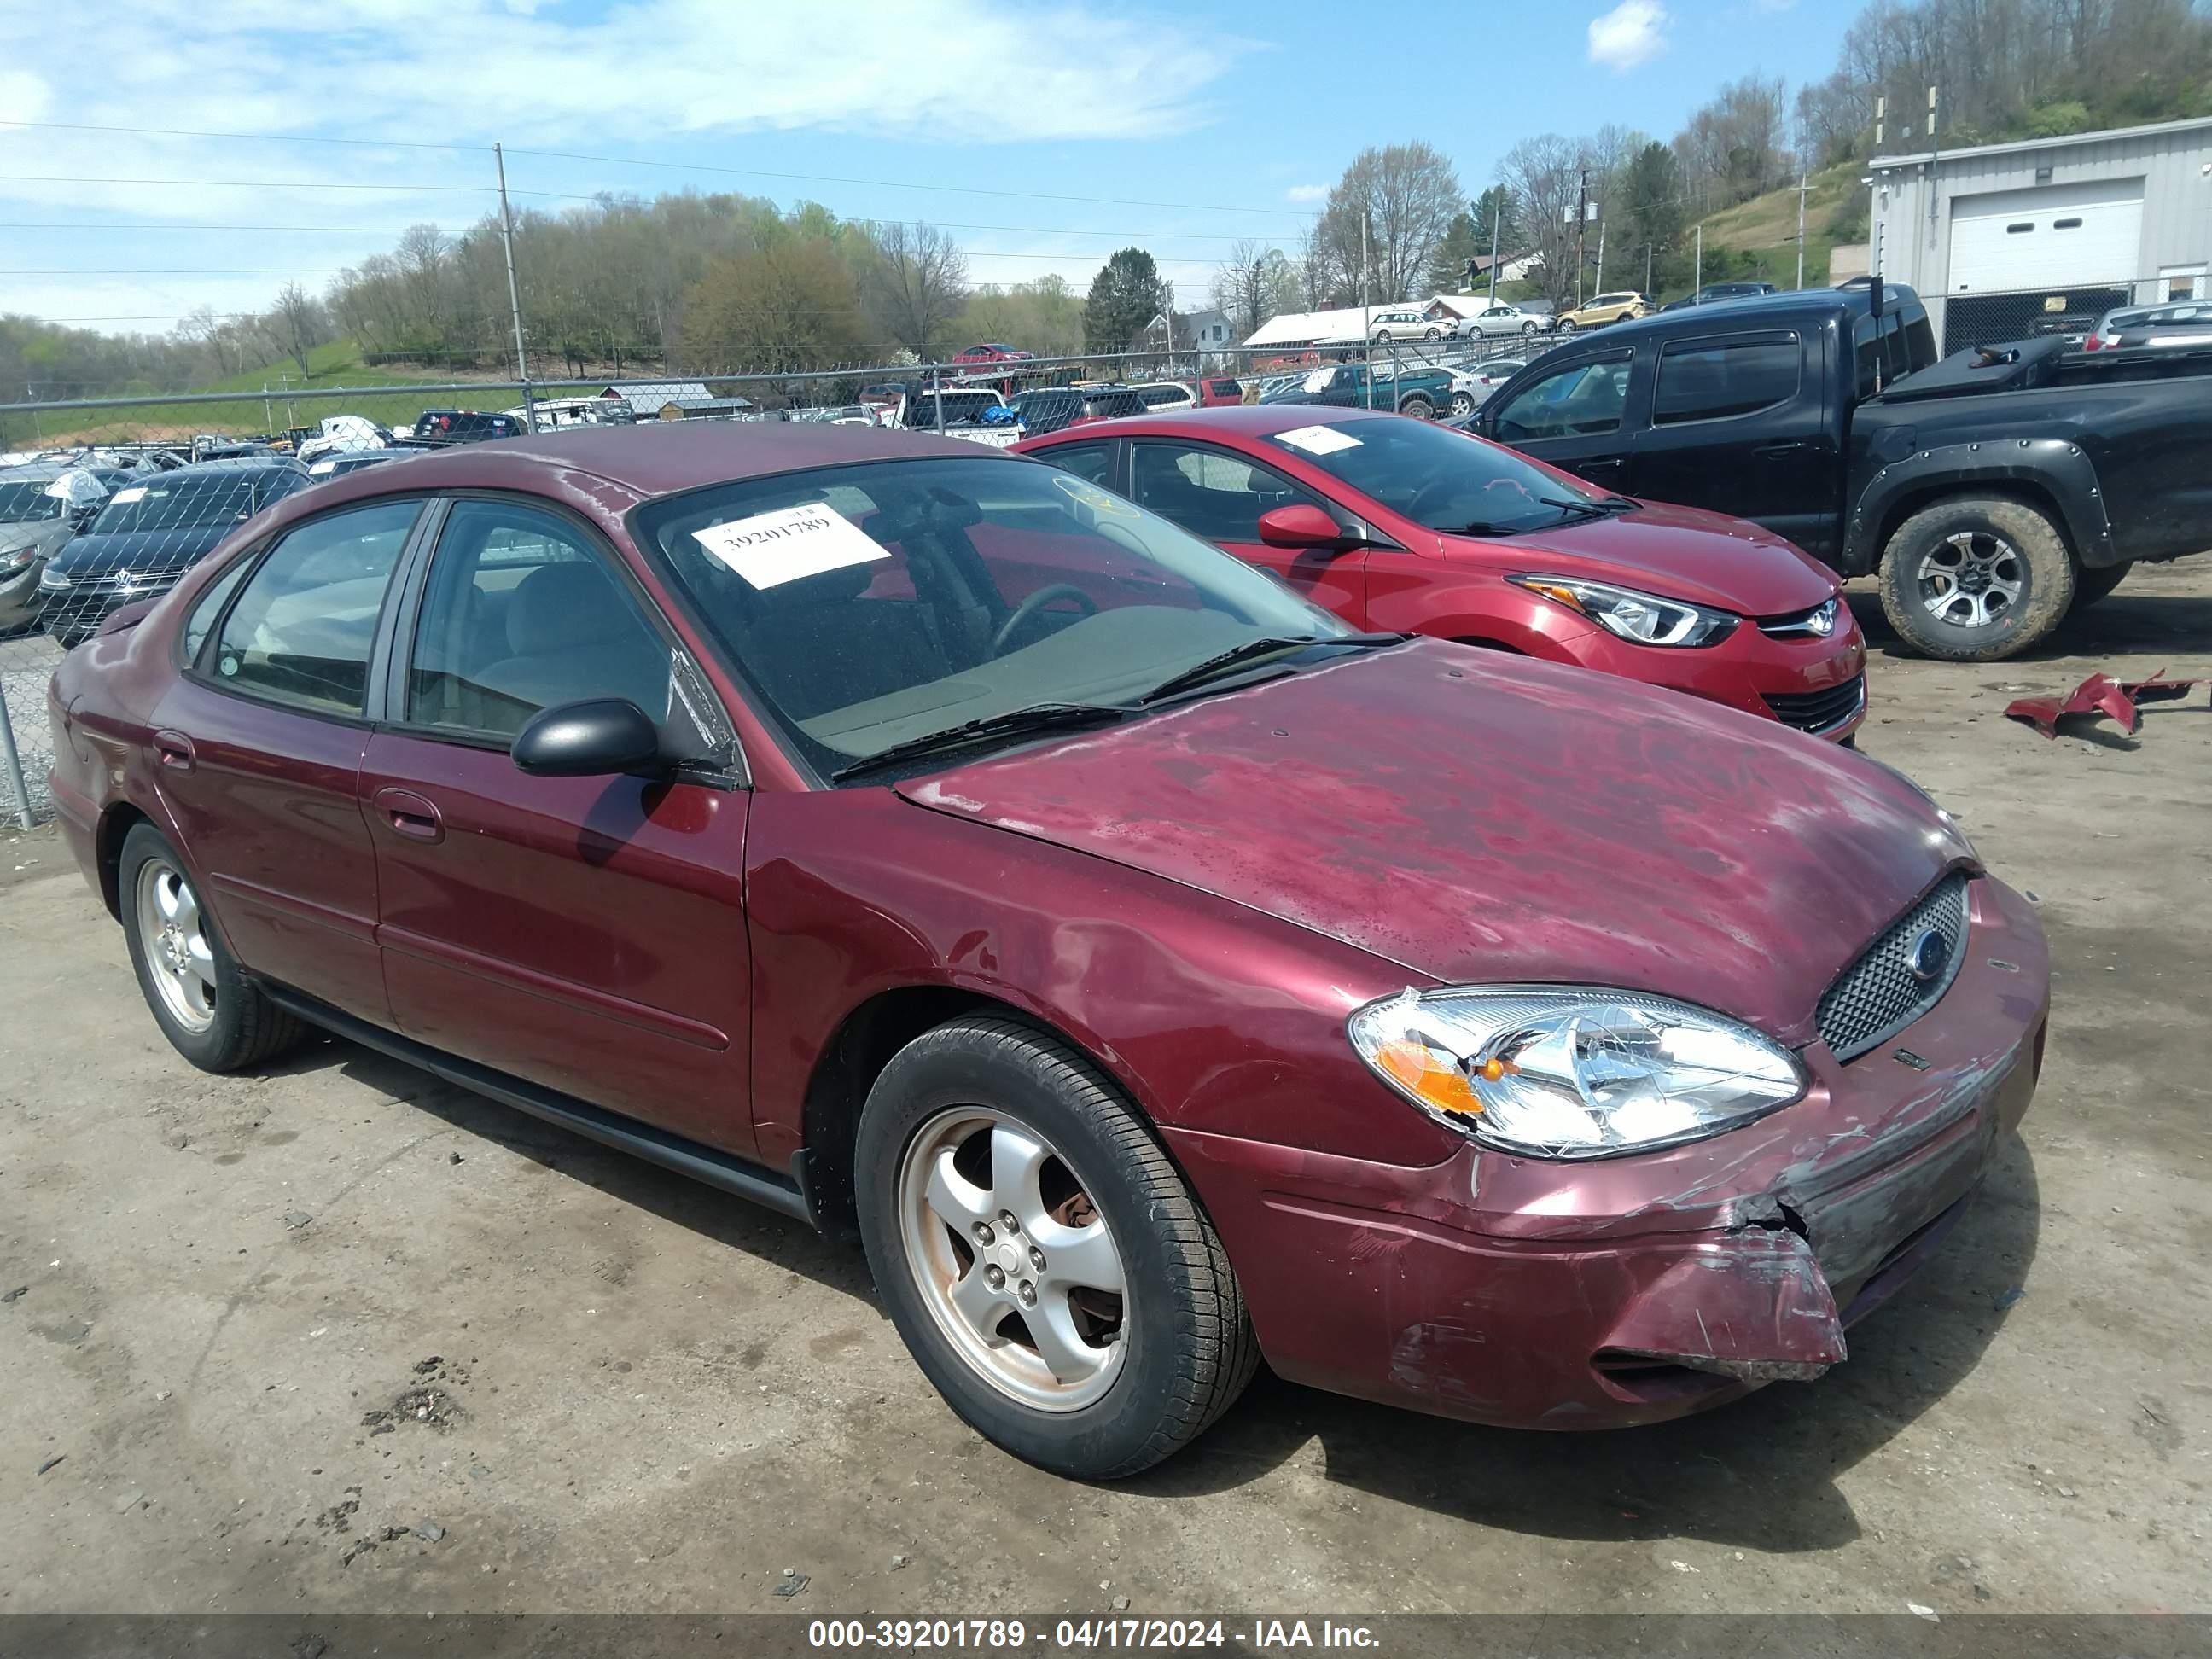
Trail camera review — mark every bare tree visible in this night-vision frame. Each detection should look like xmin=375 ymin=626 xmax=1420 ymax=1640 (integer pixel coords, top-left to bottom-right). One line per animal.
xmin=1500 ymin=133 xmax=1581 ymax=306
xmin=1210 ymin=238 xmax=1292 ymax=340
xmin=866 ymin=222 xmax=969 ymax=358
xmin=271 ymin=283 xmax=326 ymax=380
xmin=1311 ymin=143 xmax=1464 ymax=305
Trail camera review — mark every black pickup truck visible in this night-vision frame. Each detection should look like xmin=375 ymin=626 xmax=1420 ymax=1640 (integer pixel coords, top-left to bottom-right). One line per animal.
xmin=1469 ymin=283 xmax=2212 ymax=660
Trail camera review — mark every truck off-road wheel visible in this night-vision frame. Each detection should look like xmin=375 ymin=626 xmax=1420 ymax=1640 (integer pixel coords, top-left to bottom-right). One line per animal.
xmin=119 ymin=823 xmax=306 ymax=1072
xmin=2069 ymin=561 xmax=2132 ymax=614
xmin=1877 ymin=495 xmax=2075 ymax=662
xmin=854 ymin=1016 xmax=1259 ymax=1479
xmin=1399 ymin=395 xmax=1435 ymax=420
xmin=1449 ymin=392 xmax=1476 ymax=417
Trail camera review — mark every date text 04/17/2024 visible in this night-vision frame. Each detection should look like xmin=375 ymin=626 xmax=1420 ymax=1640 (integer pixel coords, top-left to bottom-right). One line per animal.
xmin=805 ymin=1619 xmax=1381 ymax=1650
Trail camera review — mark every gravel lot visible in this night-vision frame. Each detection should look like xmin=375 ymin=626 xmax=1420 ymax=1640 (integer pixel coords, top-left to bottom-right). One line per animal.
xmin=2 ymin=562 xmax=2208 ymax=1618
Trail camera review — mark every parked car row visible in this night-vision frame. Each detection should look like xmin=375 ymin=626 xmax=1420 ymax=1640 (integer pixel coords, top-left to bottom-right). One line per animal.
xmin=49 ymin=416 xmax=2048 ymax=1484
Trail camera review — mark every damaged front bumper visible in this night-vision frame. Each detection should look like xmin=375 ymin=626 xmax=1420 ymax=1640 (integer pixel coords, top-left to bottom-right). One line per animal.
xmin=1165 ymin=875 xmax=2050 ymax=1430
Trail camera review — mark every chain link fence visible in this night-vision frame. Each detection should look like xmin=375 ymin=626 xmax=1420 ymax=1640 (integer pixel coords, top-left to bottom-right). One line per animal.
xmin=1935 ymin=274 xmax=2204 ymax=354
xmin=0 ymin=328 xmax=1556 ymax=825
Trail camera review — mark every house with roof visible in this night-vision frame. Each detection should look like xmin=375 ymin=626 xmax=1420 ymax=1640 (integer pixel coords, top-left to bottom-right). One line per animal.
xmin=594 ymin=381 xmax=755 ymax=420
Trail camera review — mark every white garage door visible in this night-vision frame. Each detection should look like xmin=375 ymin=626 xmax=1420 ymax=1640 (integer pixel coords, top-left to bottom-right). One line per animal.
xmin=1948 ymin=188 xmax=2144 ymax=293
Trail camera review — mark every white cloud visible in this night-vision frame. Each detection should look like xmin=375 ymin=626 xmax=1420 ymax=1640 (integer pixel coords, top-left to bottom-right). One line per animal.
xmin=1586 ymin=1 xmax=1670 ymax=72
xmin=1284 ymin=183 xmax=1329 ymax=203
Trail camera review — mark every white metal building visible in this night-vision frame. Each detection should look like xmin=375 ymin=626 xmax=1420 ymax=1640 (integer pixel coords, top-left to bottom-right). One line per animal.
xmin=1869 ymin=115 xmax=2212 ymax=348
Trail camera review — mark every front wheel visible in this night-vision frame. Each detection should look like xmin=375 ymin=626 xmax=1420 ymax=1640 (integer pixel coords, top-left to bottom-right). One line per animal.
xmin=1522 ymin=321 xmax=1539 ymax=335
xmin=1557 ymin=317 xmax=1578 ymax=334
xmin=1423 ymin=327 xmax=1443 ymax=340
xmin=1877 ymin=495 xmax=2075 ymax=661
xmin=119 ymin=824 xmax=306 ymax=1072
xmin=854 ymin=1017 xmax=1258 ymax=1479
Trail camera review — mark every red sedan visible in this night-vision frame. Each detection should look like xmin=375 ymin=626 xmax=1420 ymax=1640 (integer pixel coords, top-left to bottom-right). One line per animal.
xmin=49 ymin=423 xmax=2045 ymax=1478
xmin=1016 ymin=406 xmax=1868 ymax=742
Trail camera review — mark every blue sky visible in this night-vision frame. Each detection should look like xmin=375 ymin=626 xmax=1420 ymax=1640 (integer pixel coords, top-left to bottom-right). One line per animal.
xmin=0 ymin=0 xmax=1858 ymax=338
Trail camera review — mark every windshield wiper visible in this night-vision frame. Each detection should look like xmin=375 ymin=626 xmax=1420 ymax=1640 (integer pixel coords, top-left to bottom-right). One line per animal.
xmin=1136 ymin=632 xmax=1404 ymax=706
xmin=830 ymin=701 xmax=1130 ymax=782
xmin=1539 ymin=492 xmax=1638 ymax=520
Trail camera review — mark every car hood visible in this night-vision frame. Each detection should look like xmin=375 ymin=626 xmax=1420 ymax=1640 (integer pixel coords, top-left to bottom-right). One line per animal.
xmin=1450 ymin=498 xmax=1840 ymax=615
xmin=48 ymin=526 xmax=229 ymax=577
xmin=895 ymin=641 xmax=1965 ymax=1047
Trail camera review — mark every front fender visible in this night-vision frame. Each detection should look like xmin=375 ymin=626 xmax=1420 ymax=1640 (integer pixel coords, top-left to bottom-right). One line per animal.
xmin=1845 ymin=438 xmax=2119 ymax=573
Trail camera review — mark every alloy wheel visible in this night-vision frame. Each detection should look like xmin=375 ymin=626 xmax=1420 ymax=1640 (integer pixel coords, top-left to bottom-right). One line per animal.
xmin=897 ymin=1105 xmax=1129 ymax=1412
xmin=137 ymin=857 xmax=215 ymax=1033
xmin=1918 ymin=529 xmax=2024 ymax=628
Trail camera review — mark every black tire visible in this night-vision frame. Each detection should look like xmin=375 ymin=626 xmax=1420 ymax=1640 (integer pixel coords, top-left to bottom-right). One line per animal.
xmin=118 ymin=823 xmax=306 ymax=1073
xmin=1449 ymin=392 xmax=1476 ymax=417
xmin=1522 ymin=321 xmax=1538 ymax=335
xmin=853 ymin=1016 xmax=1259 ymax=1479
xmin=1557 ymin=317 xmax=1578 ymax=334
xmin=2069 ymin=561 xmax=2132 ymax=614
xmin=1423 ymin=327 xmax=1442 ymax=340
xmin=1877 ymin=495 xmax=2075 ymax=662
xmin=1399 ymin=395 xmax=1435 ymax=419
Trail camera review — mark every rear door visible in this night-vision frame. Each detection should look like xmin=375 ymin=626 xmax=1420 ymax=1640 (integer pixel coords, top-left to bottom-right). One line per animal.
xmin=1482 ymin=349 xmax=1642 ymax=490
xmin=1126 ymin=439 xmax=1367 ymax=624
xmin=1627 ymin=328 xmax=1841 ymax=556
xmin=151 ymin=497 xmax=424 ymax=1025
xmin=359 ymin=494 xmax=758 ymax=1155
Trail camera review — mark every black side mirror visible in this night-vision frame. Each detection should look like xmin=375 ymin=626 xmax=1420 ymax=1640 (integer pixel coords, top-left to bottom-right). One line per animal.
xmin=511 ymin=698 xmax=667 ymax=778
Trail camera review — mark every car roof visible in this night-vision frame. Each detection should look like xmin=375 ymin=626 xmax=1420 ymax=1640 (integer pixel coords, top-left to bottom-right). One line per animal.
xmin=170 ymin=456 xmax=307 ymax=477
xmin=1585 ymin=283 xmax=1919 ymax=346
xmin=265 ymin=422 xmax=1021 ymax=519
xmin=1019 ymin=405 xmax=1403 ymax=445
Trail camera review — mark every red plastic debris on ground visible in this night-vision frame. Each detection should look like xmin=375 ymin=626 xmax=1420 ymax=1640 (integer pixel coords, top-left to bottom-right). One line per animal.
xmin=2003 ymin=670 xmax=2204 ymax=738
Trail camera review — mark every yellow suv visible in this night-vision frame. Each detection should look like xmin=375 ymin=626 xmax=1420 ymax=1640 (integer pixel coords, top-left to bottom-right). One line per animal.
xmin=1557 ymin=291 xmax=1650 ymax=333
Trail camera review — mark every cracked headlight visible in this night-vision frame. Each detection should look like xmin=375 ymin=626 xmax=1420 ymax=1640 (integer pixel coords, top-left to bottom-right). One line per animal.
xmin=1348 ymin=986 xmax=1807 ymax=1159
xmin=1511 ymin=574 xmax=1738 ymax=647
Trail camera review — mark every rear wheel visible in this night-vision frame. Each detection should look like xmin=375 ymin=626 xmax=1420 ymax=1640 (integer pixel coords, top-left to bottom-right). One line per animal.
xmin=1877 ymin=495 xmax=2075 ymax=661
xmin=1399 ymin=395 xmax=1435 ymax=419
xmin=1449 ymin=392 xmax=1476 ymax=417
xmin=2069 ymin=561 xmax=2132 ymax=614
xmin=854 ymin=1017 xmax=1258 ymax=1479
xmin=119 ymin=824 xmax=306 ymax=1072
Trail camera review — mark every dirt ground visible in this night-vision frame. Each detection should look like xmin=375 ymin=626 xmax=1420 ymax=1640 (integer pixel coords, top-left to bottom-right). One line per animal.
xmin=2 ymin=562 xmax=2208 ymax=1619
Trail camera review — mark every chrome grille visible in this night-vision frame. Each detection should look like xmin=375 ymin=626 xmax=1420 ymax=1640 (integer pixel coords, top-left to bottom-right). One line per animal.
xmin=1817 ymin=873 xmax=1970 ymax=1061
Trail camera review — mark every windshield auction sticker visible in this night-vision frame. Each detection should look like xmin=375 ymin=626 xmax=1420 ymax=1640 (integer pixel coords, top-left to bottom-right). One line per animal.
xmin=691 ymin=502 xmax=890 ymax=590
xmin=1274 ymin=424 xmax=1363 ymax=456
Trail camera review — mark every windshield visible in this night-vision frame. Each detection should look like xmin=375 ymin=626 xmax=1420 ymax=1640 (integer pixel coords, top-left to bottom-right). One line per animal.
xmin=0 ymin=480 xmax=67 ymax=524
xmin=634 ymin=455 xmax=1347 ymax=780
xmin=1265 ymin=414 xmax=1608 ymax=535
xmin=90 ymin=475 xmax=275 ymax=533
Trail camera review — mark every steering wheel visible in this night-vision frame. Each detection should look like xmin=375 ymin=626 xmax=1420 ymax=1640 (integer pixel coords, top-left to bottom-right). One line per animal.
xmin=992 ymin=584 xmax=1099 ymax=655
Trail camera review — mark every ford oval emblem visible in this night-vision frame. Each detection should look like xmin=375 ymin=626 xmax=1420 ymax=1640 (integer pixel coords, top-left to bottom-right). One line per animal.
xmin=1906 ymin=928 xmax=1950 ymax=982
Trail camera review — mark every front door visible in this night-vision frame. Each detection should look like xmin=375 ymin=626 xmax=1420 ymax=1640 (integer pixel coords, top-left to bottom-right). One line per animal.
xmin=1126 ymin=439 xmax=1367 ymax=626
xmin=150 ymin=497 xmax=423 ymax=1024
xmin=359 ymin=496 xmax=757 ymax=1155
xmin=1481 ymin=350 xmax=1640 ymax=492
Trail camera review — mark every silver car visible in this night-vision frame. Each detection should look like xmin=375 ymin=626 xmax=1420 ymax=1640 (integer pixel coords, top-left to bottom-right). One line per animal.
xmin=0 ymin=464 xmax=108 ymax=632
xmin=1456 ymin=302 xmax=1545 ymax=340
xmin=2085 ymin=298 xmax=2212 ymax=352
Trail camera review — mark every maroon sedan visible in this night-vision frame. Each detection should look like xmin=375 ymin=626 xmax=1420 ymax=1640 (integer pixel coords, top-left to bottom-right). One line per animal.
xmin=1017 ymin=407 xmax=1868 ymax=742
xmin=49 ymin=423 xmax=2047 ymax=1478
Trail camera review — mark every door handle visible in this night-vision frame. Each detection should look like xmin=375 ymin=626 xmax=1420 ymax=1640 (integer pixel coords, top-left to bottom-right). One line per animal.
xmin=1755 ymin=440 xmax=1810 ymax=457
xmin=1578 ymin=457 xmax=1625 ymax=476
xmin=153 ymin=731 xmax=195 ymax=772
xmin=372 ymin=786 xmax=444 ymax=844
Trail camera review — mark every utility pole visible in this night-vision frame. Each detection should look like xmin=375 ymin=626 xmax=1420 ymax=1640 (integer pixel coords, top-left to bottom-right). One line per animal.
xmin=1595 ymin=214 xmax=1606 ymax=295
xmin=1926 ymin=84 xmax=1941 ymax=232
xmin=493 ymin=142 xmax=537 ymax=431
xmin=1645 ymin=242 xmax=1654 ymax=297
xmin=1487 ymin=190 xmax=1499 ymax=303
xmin=1359 ymin=211 xmax=1374 ymax=410
xmin=1796 ymin=172 xmax=1808 ymax=290
xmin=1574 ymin=166 xmax=1589 ymax=306
xmin=1693 ymin=222 xmax=1703 ymax=295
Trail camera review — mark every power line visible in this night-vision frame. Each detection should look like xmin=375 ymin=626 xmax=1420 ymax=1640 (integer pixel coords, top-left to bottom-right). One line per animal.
xmin=0 ymin=224 xmax=473 ymax=233
xmin=0 ymin=118 xmax=1311 ymax=217
xmin=0 ymin=268 xmax=348 ymax=276
xmin=0 ymin=173 xmax=494 ymax=193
